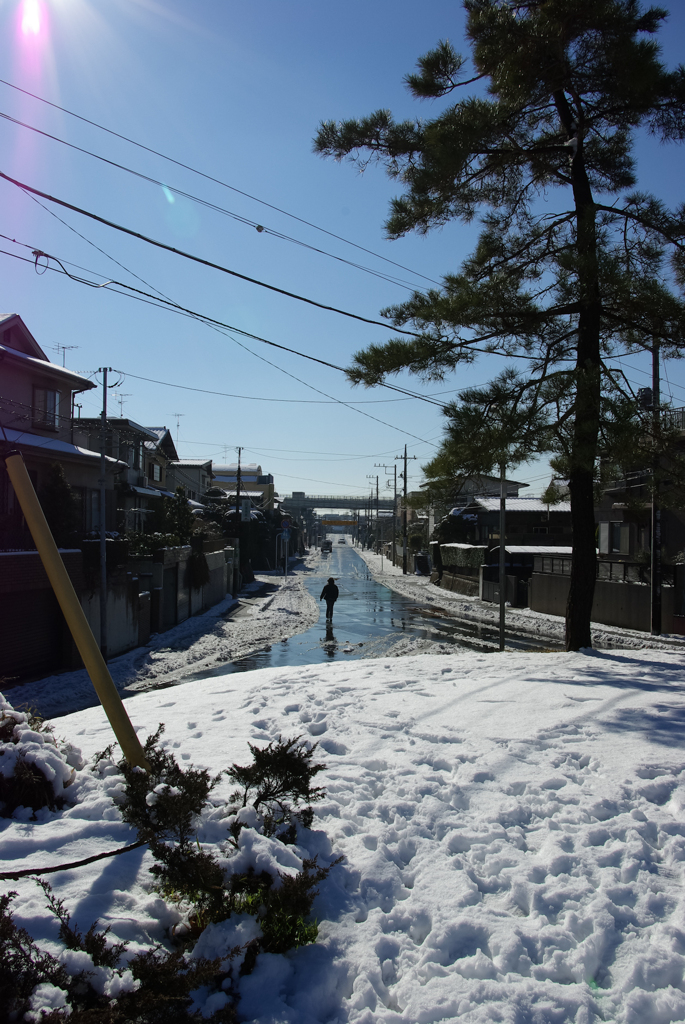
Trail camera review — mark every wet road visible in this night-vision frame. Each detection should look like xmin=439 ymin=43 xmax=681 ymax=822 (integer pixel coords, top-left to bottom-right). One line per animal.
xmin=191 ymin=544 xmax=561 ymax=681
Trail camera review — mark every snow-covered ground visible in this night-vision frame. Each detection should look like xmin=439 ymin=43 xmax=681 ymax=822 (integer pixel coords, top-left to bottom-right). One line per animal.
xmin=4 ymin=570 xmax=318 ymax=719
xmin=356 ymin=546 xmax=685 ymax=654
xmin=4 ymin=647 xmax=685 ymax=1022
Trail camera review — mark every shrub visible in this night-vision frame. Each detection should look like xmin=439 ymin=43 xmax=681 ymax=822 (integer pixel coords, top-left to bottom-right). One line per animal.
xmin=0 ymin=886 xmax=238 ymax=1023
xmin=0 ymin=696 xmax=81 ymax=818
xmin=117 ymin=731 xmax=338 ymax=960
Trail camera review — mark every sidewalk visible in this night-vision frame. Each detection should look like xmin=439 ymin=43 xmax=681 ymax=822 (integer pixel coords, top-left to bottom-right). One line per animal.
xmin=3 ymin=566 xmax=318 ymax=719
xmin=356 ymin=546 xmax=685 ymax=653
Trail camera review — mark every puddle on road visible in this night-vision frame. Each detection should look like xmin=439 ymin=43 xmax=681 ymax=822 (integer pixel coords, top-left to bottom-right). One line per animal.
xmin=187 ymin=546 xmax=562 ymax=682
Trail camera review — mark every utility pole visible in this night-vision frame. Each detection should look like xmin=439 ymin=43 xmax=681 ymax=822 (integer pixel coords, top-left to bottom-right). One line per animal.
xmin=234 ymin=446 xmax=242 ymax=594
xmin=393 ymin=463 xmax=397 ymax=567
xmin=98 ymin=367 xmax=112 ymax=658
xmin=375 ymin=462 xmax=397 ymax=565
xmin=499 ymin=461 xmax=507 ymax=652
xmin=396 ymin=447 xmax=417 ymax=574
xmin=651 ymin=343 xmax=661 ymax=635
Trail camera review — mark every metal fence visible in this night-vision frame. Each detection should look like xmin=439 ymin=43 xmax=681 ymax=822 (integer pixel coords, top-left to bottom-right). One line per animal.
xmin=533 ymin=555 xmax=675 ymax=587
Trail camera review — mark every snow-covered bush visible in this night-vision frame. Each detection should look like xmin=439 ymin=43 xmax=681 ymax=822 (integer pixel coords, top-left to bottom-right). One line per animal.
xmin=0 ymin=695 xmax=83 ymax=818
xmin=0 ymin=885 xmax=238 ymax=1022
xmin=117 ymin=729 xmax=338 ymax=962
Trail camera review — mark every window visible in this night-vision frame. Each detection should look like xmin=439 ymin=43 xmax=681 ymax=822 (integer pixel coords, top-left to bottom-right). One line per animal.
xmin=532 ymin=526 xmax=548 ymax=534
xmin=33 ymin=387 xmax=60 ymax=429
xmin=149 ymin=463 xmax=162 ymax=482
xmin=611 ymin=522 xmax=622 ymax=552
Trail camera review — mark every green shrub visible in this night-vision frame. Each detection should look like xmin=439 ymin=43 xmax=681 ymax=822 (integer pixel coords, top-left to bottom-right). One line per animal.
xmin=0 ymin=886 xmax=238 ymax=1023
xmin=117 ymin=731 xmax=338 ymax=961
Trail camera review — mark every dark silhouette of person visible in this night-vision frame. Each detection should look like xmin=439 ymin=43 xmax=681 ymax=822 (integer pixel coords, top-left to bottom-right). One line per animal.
xmin=320 ymin=577 xmax=339 ymax=620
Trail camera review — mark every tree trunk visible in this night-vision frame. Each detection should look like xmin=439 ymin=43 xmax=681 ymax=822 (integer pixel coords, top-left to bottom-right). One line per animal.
xmin=554 ymin=92 xmax=601 ymax=651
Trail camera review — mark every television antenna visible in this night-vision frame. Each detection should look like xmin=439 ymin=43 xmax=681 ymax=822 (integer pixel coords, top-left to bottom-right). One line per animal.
xmin=114 ymin=392 xmax=131 ymax=416
xmin=52 ymin=343 xmax=78 ymax=367
xmin=171 ymin=412 xmax=185 ymax=442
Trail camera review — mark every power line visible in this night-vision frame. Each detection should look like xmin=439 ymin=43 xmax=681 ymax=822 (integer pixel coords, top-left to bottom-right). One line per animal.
xmin=0 ymin=76 xmax=441 ymax=287
xmin=0 ymin=170 xmax=430 ymax=335
xmin=0 ymin=245 xmax=439 ymax=446
xmin=0 ymin=236 xmax=447 ymax=408
xmin=0 ymin=108 xmax=423 ymax=291
xmin=18 ymin=187 xmax=172 ymax=302
xmin=117 ymin=369 xmax=428 ymax=405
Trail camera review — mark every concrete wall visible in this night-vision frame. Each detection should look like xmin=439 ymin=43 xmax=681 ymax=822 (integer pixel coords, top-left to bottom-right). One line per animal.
xmin=431 ymin=570 xmax=479 ymax=597
xmin=1 ymin=543 xmax=233 ymax=680
xmin=81 ymin=573 xmax=150 ymax=659
xmin=0 ymin=550 xmax=83 ymax=678
xmin=530 ymin=573 xmax=675 ymax=632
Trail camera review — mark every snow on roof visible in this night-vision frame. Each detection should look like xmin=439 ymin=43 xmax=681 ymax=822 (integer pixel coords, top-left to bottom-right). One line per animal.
xmin=169 ymin=459 xmax=212 ymax=467
xmin=470 ymin=497 xmax=572 ymax=512
xmin=0 ymin=342 xmax=97 ymax=389
xmin=489 ymin=545 xmax=574 ymax=555
xmin=212 ymin=465 xmax=263 ymax=478
xmin=2 ymin=427 xmax=124 ymax=464
xmin=441 ymin=542 xmax=488 ymax=549
xmin=219 ymin=489 xmax=267 ymax=498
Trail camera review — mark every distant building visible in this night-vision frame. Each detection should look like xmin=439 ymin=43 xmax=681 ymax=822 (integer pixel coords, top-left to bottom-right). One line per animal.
xmin=166 ymin=459 xmax=213 ymax=502
xmin=211 ymin=462 xmax=276 ymax=510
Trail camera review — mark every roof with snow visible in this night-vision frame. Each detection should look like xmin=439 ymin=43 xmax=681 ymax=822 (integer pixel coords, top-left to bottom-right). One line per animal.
xmin=169 ymin=459 xmax=213 ymax=468
xmin=0 ymin=340 xmax=96 ymax=390
xmin=2 ymin=427 xmax=124 ymax=464
xmin=467 ymin=498 xmax=572 ymax=513
xmin=212 ymin=464 xmax=265 ymax=481
xmin=489 ymin=545 xmax=574 ymax=555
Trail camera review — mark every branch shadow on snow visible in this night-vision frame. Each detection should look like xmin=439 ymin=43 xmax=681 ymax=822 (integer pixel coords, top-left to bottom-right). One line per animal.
xmin=600 ymin=702 xmax=685 ymax=748
xmin=563 ymin=649 xmax=685 ymax=695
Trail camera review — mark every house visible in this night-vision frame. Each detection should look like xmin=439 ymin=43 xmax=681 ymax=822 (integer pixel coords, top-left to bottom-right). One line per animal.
xmin=144 ymin=427 xmax=179 ymax=491
xmin=0 ymin=314 xmax=134 ymax=678
xmin=450 ymin=496 xmax=573 ymax=546
xmin=447 ymin=473 xmax=529 ymax=505
xmin=211 ymin=463 xmax=276 ymax=510
xmin=166 ymin=459 xmax=213 ymax=502
xmin=0 ymin=314 xmax=118 ymax=545
xmin=72 ymin=418 xmax=179 ymax=532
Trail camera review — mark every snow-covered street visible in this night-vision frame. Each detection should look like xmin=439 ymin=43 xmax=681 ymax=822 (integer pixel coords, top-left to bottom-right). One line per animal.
xmin=4 ymin=646 xmax=685 ymax=1022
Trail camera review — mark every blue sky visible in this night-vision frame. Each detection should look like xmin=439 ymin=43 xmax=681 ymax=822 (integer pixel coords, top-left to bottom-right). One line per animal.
xmin=1 ymin=0 xmax=684 ymax=502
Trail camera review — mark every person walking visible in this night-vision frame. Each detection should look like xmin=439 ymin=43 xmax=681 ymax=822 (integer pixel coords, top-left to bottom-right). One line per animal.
xmin=320 ymin=577 xmax=339 ymax=620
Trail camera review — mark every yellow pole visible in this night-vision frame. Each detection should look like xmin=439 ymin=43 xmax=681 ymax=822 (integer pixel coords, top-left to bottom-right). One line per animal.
xmin=4 ymin=452 xmax=149 ymax=769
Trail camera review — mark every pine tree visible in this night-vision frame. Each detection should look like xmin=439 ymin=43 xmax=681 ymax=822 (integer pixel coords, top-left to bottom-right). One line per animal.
xmin=314 ymin=0 xmax=685 ymax=649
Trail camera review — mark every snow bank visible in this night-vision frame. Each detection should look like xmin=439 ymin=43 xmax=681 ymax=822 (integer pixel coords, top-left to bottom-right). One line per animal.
xmin=4 ymin=647 xmax=685 ymax=1022
xmin=3 ymin=571 xmax=318 ymax=720
xmin=357 ymin=545 xmax=685 ymax=654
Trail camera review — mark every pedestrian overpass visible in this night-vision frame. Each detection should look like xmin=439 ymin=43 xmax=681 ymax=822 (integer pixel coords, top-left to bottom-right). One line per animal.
xmin=281 ymin=493 xmax=394 ymax=513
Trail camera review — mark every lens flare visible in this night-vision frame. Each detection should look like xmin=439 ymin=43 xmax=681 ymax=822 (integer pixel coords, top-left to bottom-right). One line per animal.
xmin=21 ymin=0 xmax=41 ymax=36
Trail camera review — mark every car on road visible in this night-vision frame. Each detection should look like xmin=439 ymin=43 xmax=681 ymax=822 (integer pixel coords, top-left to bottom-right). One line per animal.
xmin=321 ymin=539 xmax=333 ymax=553
xmin=338 ymin=538 xmax=346 ymax=544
